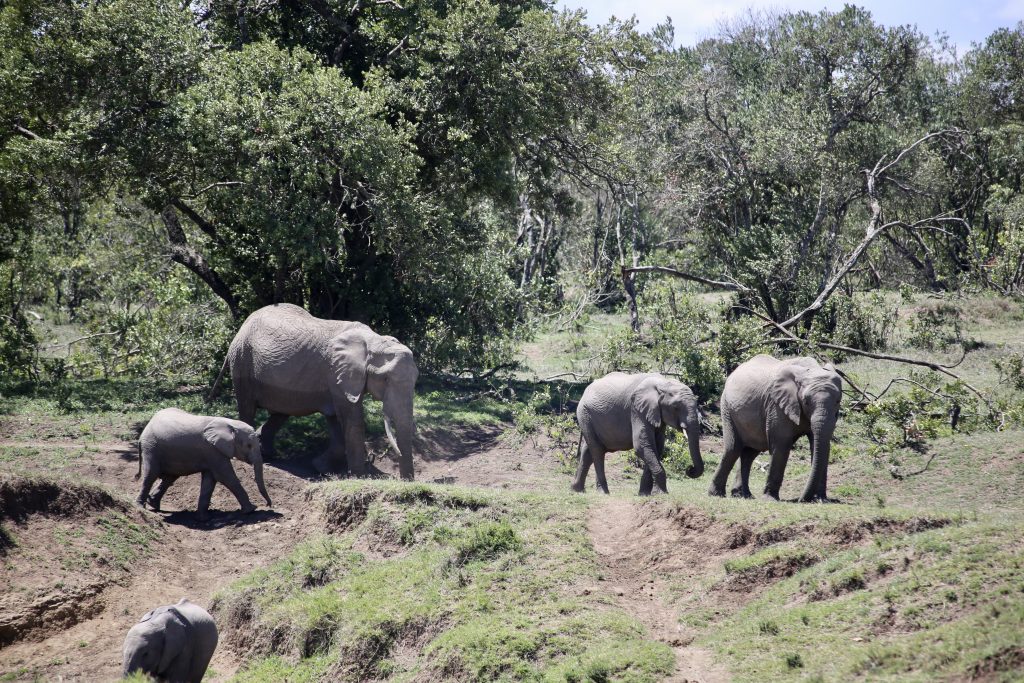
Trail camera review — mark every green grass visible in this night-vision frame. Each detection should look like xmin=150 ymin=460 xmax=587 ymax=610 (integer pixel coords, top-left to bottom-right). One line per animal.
xmin=214 ymin=480 xmax=675 ymax=682
xmin=704 ymin=520 xmax=1024 ymax=681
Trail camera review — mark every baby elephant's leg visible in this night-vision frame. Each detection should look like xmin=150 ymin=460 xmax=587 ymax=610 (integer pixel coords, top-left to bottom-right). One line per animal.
xmin=148 ymin=476 xmax=178 ymax=511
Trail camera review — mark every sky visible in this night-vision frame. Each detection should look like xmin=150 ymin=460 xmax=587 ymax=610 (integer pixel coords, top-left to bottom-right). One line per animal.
xmin=560 ymin=0 xmax=1024 ymax=54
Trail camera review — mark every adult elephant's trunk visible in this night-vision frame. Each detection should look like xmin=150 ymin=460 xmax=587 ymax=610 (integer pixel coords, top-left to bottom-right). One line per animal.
xmin=684 ymin=415 xmax=704 ymax=478
xmin=250 ymin=451 xmax=272 ymax=507
xmin=383 ymin=385 xmax=416 ymax=481
xmin=801 ymin=411 xmax=834 ymax=502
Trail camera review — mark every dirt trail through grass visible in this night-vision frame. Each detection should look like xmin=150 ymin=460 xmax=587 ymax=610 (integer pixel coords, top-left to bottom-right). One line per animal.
xmin=587 ymin=498 xmax=731 ymax=683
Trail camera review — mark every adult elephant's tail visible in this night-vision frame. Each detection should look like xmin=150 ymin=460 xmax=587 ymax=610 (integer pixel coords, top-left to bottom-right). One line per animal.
xmin=134 ymin=442 xmax=141 ymax=480
xmin=206 ymin=355 xmax=230 ymax=405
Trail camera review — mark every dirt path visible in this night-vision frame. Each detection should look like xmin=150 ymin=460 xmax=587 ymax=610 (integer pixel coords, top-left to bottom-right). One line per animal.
xmin=587 ymin=498 xmax=731 ymax=683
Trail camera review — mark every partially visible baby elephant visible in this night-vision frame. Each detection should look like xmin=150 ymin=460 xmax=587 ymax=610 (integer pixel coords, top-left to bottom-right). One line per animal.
xmin=709 ymin=355 xmax=842 ymax=502
xmin=571 ymin=372 xmax=705 ymax=495
xmin=122 ymin=598 xmax=217 ymax=682
xmin=136 ymin=408 xmax=272 ymax=520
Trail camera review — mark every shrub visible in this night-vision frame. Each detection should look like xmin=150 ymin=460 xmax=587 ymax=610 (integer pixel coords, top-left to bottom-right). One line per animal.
xmin=809 ymin=292 xmax=897 ymax=354
xmin=905 ymin=301 xmax=967 ymax=351
xmin=600 ymin=289 xmax=726 ymax=399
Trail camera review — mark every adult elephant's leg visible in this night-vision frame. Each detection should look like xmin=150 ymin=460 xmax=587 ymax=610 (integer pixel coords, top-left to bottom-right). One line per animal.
xmin=763 ymin=445 xmax=792 ymax=501
xmin=196 ymin=471 xmax=217 ymax=521
xmin=709 ymin=413 xmax=741 ymax=497
xmin=257 ymin=413 xmax=289 ymax=458
xmin=321 ymin=415 xmax=349 ymax=469
xmin=148 ymin=476 xmax=178 ymax=511
xmin=213 ymin=461 xmax=256 ymax=514
xmin=339 ymin=399 xmax=368 ymax=477
xmin=731 ymin=449 xmax=757 ymax=498
xmin=639 ymin=429 xmax=665 ymax=496
xmin=592 ymin=447 xmax=611 ymax=495
xmin=236 ymin=381 xmax=258 ymax=429
xmin=136 ymin=453 xmax=158 ymax=507
xmin=571 ymin=438 xmax=593 ymax=493
xmin=638 ymin=465 xmax=653 ymax=496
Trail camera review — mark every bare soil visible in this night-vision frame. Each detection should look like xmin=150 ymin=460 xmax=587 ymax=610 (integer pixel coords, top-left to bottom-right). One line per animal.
xmin=586 ymin=499 xmax=734 ymax=683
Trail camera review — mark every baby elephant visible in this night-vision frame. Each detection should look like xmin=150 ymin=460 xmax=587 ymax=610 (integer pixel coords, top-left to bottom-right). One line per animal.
xmin=136 ymin=408 xmax=271 ymax=520
xmin=122 ymin=598 xmax=218 ymax=682
xmin=571 ymin=372 xmax=705 ymax=495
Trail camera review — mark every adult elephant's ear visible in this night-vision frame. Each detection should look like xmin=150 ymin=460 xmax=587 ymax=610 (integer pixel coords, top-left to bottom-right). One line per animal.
xmin=770 ymin=367 xmax=802 ymax=424
xmin=631 ymin=376 xmax=664 ymax=428
xmin=331 ymin=330 xmax=368 ymax=403
xmin=203 ymin=420 xmax=236 ymax=459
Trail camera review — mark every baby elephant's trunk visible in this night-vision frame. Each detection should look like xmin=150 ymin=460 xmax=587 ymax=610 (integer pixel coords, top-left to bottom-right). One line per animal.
xmin=250 ymin=452 xmax=272 ymax=507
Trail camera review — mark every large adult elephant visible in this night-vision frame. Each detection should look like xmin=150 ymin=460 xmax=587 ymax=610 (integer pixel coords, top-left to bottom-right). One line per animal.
xmin=571 ymin=372 xmax=705 ymax=495
xmin=709 ymin=355 xmax=842 ymax=502
xmin=217 ymin=304 xmax=418 ymax=480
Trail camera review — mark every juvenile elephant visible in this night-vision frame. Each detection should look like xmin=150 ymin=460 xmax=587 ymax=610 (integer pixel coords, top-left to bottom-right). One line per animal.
xmin=122 ymin=598 xmax=217 ymax=683
xmin=571 ymin=372 xmax=705 ymax=495
xmin=709 ymin=355 xmax=842 ymax=502
xmin=136 ymin=408 xmax=271 ymax=520
xmin=213 ymin=304 xmax=418 ymax=479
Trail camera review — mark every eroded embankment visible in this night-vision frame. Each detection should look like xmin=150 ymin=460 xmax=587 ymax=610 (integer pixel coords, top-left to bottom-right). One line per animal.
xmin=0 ymin=476 xmax=160 ymax=647
xmin=585 ymin=497 xmax=952 ymax=682
xmin=212 ymin=481 xmax=679 ymax=682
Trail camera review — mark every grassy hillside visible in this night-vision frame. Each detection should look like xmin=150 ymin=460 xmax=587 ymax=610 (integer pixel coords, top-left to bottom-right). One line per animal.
xmin=1 ymin=292 xmax=1022 ymax=681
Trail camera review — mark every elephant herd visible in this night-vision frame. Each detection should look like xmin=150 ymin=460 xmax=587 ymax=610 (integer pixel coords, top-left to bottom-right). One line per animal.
xmin=123 ymin=303 xmax=842 ymax=680
xmin=571 ymin=355 xmax=843 ymax=503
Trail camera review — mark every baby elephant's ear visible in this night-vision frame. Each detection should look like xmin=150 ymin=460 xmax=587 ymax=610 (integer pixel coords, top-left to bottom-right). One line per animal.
xmin=203 ymin=420 xmax=236 ymax=459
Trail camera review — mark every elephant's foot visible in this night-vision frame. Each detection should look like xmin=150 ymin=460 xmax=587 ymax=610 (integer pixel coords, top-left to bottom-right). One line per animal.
xmin=570 ymin=481 xmax=586 ymax=493
xmin=146 ymin=496 xmax=162 ymax=512
xmin=239 ymin=503 xmax=257 ymax=515
xmin=195 ymin=510 xmax=210 ymax=522
xmin=707 ymin=484 xmax=726 ymax=497
xmin=761 ymin=492 xmax=781 ymax=502
xmin=730 ymin=487 xmax=753 ymax=499
xmin=597 ymin=485 xmax=610 ymax=495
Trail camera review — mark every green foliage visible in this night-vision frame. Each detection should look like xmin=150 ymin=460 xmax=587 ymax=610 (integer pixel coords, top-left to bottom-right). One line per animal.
xmin=905 ymin=301 xmax=968 ymax=351
xmin=861 ymin=375 xmax=970 ymax=450
xmin=993 ymin=352 xmax=1024 ymax=391
xmin=600 ymin=289 xmax=725 ymax=398
xmin=809 ymin=293 xmax=898 ymax=354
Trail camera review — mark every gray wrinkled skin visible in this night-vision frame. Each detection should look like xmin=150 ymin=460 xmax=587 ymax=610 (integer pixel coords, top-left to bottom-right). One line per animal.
xmin=136 ymin=408 xmax=271 ymax=520
xmin=709 ymin=355 xmax=842 ymax=502
xmin=122 ymin=598 xmax=218 ymax=683
xmin=571 ymin=372 xmax=704 ymax=496
xmin=223 ymin=304 xmax=418 ymax=480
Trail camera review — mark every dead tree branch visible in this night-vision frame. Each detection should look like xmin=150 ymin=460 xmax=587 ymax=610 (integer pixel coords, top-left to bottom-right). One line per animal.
xmin=620 ymin=265 xmax=750 ymax=291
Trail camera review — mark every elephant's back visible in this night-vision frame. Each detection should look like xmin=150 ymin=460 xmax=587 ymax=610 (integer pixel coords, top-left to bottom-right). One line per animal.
xmin=141 ymin=409 xmax=203 ymax=448
xmin=232 ymin=305 xmax=338 ymax=386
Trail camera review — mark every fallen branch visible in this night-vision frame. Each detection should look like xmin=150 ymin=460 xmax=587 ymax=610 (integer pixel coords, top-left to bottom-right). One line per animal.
xmin=621 ymin=265 xmax=749 ymax=292
xmin=42 ymin=331 xmax=122 ymax=350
